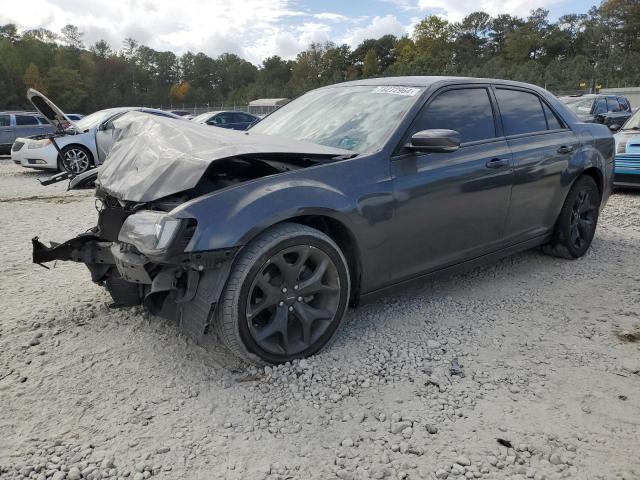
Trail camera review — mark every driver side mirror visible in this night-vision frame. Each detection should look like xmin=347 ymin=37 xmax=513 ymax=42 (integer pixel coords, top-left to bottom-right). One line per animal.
xmin=609 ymin=123 xmax=621 ymax=132
xmin=407 ymin=129 xmax=461 ymax=153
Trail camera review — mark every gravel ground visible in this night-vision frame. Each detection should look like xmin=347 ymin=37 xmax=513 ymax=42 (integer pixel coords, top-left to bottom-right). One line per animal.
xmin=0 ymin=158 xmax=639 ymax=480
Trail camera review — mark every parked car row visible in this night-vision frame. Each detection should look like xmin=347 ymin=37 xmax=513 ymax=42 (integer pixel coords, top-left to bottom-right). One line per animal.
xmin=559 ymin=93 xmax=640 ymax=188
xmin=560 ymin=93 xmax=633 ymax=129
xmin=5 ymin=87 xmax=639 ymax=190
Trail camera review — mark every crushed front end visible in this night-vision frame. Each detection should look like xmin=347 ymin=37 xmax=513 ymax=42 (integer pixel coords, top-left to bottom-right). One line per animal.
xmin=32 ymin=189 xmax=237 ymax=341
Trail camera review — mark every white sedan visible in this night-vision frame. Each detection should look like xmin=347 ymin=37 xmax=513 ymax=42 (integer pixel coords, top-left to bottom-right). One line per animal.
xmin=12 ymin=89 xmax=182 ymax=174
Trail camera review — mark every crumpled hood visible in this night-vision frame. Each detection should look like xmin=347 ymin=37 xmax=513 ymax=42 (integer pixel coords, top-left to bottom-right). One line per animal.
xmin=97 ymin=112 xmax=352 ymax=202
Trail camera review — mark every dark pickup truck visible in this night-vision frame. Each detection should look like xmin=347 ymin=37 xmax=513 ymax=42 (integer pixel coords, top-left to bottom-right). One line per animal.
xmin=560 ymin=94 xmax=633 ymax=130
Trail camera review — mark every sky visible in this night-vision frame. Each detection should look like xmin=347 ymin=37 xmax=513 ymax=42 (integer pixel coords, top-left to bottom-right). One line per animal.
xmin=1 ymin=0 xmax=599 ymax=64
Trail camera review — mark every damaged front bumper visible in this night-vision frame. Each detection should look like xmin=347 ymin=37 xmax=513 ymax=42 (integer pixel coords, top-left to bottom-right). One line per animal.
xmin=32 ymin=234 xmax=237 ymax=341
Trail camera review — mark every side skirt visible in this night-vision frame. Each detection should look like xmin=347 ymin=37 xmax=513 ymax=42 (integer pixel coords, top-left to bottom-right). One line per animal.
xmin=358 ymin=234 xmax=551 ymax=306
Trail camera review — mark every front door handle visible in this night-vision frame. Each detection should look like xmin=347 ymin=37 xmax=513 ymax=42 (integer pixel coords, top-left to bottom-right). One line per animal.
xmin=486 ymin=158 xmax=509 ymax=169
xmin=557 ymin=145 xmax=574 ymax=154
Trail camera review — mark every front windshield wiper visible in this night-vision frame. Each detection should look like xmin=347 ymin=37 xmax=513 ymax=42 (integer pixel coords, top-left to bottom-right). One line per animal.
xmin=621 ymin=126 xmax=640 ymax=131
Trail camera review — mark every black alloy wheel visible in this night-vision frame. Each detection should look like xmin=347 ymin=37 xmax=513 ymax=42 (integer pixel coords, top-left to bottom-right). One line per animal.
xmin=543 ymin=175 xmax=600 ymax=259
xmin=216 ymin=223 xmax=350 ymax=365
xmin=246 ymin=245 xmax=341 ymax=356
xmin=568 ymin=188 xmax=598 ymax=251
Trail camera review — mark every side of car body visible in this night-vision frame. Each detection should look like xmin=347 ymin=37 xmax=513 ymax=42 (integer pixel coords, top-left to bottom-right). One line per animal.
xmin=0 ymin=112 xmax=54 ymax=154
xmin=193 ymin=111 xmax=260 ymax=130
xmin=561 ymin=94 xmax=633 ymax=128
xmin=12 ymin=107 xmax=181 ymax=172
xmin=33 ymin=77 xmax=614 ymax=365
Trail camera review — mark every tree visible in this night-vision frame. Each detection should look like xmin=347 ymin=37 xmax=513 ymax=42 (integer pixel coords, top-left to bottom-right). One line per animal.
xmin=122 ymin=37 xmax=139 ymax=58
xmin=91 ymin=40 xmax=112 ymax=58
xmin=362 ymin=49 xmax=379 ymax=77
xmin=60 ymin=24 xmax=83 ymax=49
xmin=413 ymin=15 xmax=453 ymax=73
xmin=0 ymin=24 xmax=19 ymax=42
xmin=46 ymin=67 xmax=87 ymax=110
xmin=169 ymin=82 xmax=191 ymax=102
xmin=23 ymin=63 xmax=47 ymax=93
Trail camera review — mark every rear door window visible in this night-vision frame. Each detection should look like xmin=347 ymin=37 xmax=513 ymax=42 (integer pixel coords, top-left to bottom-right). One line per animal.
xmin=542 ymin=103 xmax=563 ymax=130
xmin=15 ymin=115 xmax=39 ymax=126
xmin=618 ymin=97 xmax=630 ymax=111
xmin=0 ymin=115 xmax=10 ymax=127
xmin=495 ymin=89 xmax=547 ymax=136
xmin=417 ymin=88 xmax=496 ymax=144
xmin=606 ymin=97 xmax=621 ymax=112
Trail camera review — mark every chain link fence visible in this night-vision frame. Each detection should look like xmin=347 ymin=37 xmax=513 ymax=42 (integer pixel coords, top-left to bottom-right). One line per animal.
xmin=147 ymin=104 xmax=281 ymax=116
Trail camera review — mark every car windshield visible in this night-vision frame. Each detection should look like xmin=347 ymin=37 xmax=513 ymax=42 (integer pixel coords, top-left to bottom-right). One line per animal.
xmin=562 ymin=97 xmax=594 ymax=115
xmin=73 ymin=109 xmax=125 ymax=131
xmin=621 ymin=109 xmax=640 ymax=130
xmin=192 ymin=113 xmax=213 ymax=123
xmin=249 ymin=85 xmax=423 ymax=153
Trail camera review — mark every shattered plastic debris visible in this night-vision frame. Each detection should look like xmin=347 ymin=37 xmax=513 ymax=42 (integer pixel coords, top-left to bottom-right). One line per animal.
xmin=450 ymin=357 xmax=465 ymax=377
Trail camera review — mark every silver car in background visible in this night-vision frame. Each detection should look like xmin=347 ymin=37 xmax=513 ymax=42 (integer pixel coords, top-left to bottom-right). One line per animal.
xmin=0 ymin=111 xmax=54 ymax=154
xmin=11 ymin=89 xmax=182 ymax=174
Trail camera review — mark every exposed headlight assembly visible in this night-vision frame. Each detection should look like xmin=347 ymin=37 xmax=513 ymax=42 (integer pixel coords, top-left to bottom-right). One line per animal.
xmin=118 ymin=211 xmax=183 ymax=256
xmin=27 ymin=139 xmax=52 ymax=149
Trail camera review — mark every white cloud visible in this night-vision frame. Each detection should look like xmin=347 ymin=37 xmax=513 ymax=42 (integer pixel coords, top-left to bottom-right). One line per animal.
xmin=342 ymin=15 xmax=409 ymax=47
xmin=0 ymin=0 xmax=582 ymax=64
xmin=313 ymin=12 xmax=348 ymax=22
xmin=0 ymin=0 xmax=307 ymax=62
xmin=405 ymin=0 xmax=566 ymax=22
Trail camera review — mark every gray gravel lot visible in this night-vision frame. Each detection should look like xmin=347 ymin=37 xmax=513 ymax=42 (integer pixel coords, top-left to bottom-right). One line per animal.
xmin=0 ymin=158 xmax=639 ymax=480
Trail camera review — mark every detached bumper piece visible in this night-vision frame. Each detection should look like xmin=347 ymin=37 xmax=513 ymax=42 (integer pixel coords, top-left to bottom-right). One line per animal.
xmin=32 ymin=234 xmax=114 ymax=280
xmin=32 ymin=233 xmax=238 ymax=342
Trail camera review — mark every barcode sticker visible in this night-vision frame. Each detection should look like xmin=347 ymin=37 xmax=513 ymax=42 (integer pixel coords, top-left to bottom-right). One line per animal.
xmin=372 ymin=86 xmax=420 ymax=96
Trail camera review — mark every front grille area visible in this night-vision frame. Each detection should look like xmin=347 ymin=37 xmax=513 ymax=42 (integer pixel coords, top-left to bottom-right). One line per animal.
xmin=12 ymin=141 xmax=24 ymax=152
xmin=615 ymin=154 xmax=640 ymax=171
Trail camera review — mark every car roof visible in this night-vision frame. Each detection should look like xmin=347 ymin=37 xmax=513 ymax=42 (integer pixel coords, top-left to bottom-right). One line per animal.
xmin=0 ymin=111 xmax=42 ymax=115
xmin=91 ymin=107 xmax=181 ymax=117
xmin=321 ymin=76 xmax=550 ymax=91
xmin=196 ymin=111 xmax=256 ymax=117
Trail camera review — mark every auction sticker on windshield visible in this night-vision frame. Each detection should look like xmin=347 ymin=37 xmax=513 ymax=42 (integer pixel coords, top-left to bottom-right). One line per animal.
xmin=372 ymin=86 xmax=420 ymax=96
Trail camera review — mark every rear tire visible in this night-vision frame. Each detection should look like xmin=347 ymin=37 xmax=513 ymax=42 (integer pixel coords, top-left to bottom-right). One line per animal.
xmin=542 ymin=175 xmax=600 ymax=259
xmin=215 ymin=223 xmax=350 ymax=365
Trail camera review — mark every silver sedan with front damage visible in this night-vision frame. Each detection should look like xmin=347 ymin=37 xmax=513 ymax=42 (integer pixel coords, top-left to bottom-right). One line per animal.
xmin=11 ymin=89 xmax=182 ymax=174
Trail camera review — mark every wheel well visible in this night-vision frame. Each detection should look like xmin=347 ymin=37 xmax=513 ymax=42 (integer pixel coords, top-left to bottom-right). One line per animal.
xmin=582 ymin=167 xmax=603 ymax=197
xmin=61 ymin=144 xmax=94 ymax=165
xmin=285 ymin=215 xmax=362 ymax=306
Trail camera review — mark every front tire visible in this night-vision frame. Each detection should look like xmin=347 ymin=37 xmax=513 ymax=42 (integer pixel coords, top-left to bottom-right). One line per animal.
xmin=215 ymin=223 xmax=350 ymax=365
xmin=543 ymin=175 xmax=600 ymax=259
xmin=58 ymin=145 xmax=92 ymax=174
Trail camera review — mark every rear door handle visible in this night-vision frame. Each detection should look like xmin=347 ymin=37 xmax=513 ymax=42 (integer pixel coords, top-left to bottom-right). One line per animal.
xmin=486 ymin=158 xmax=509 ymax=169
xmin=557 ymin=145 xmax=574 ymax=154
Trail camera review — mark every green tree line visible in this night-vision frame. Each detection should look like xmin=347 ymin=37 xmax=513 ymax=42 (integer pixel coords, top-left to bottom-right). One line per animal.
xmin=1 ymin=0 xmax=639 ymax=113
